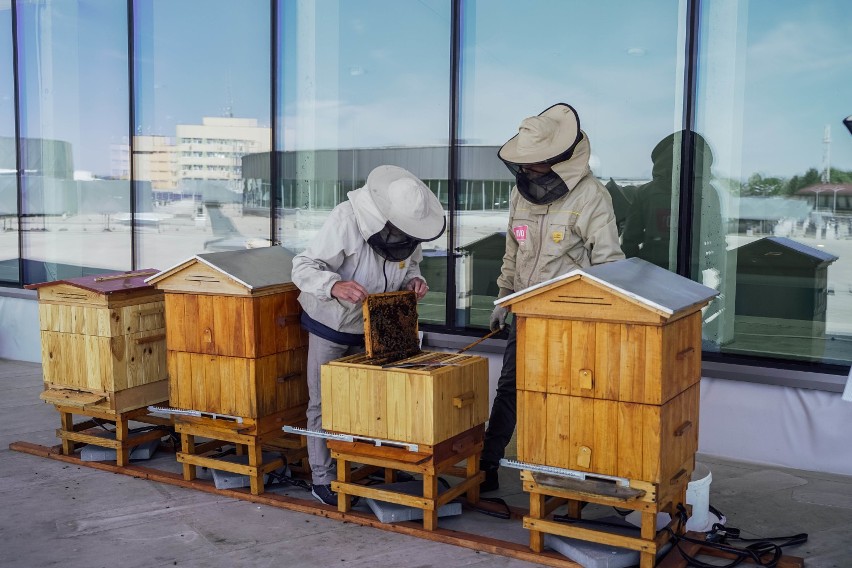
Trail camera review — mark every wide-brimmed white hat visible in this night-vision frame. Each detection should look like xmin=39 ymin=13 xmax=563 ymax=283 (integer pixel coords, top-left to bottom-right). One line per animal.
xmin=498 ymin=103 xmax=581 ymax=165
xmin=366 ymin=165 xmax=446 ymax=241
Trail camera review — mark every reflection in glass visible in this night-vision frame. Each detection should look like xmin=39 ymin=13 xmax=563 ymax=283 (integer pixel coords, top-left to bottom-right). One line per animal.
xmin=133 ymin=0 xmax=271 ymax=270
xmin=458 ymin=0 xmax=685 ymax=328
xmin=0 ymin=1 xmax=18 ymax=282
xmin=276 ymin=0 xmax=451 ymax=325
xmin=15 ymin=0 xmax=131 ymax=283
xmin=696 ymin=0 xmax=852 ymax=365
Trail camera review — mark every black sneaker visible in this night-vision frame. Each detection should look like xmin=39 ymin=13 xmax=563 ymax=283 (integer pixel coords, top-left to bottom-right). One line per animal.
xmin=311 ymin=484 xmax=359 ymax=507
xmin=480 ymin=462 xmax=499 ymax=492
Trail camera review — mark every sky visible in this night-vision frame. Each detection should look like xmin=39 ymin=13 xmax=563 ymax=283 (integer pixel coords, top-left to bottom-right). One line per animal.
xmin=1 ymin=0 xmax=851 ymax=182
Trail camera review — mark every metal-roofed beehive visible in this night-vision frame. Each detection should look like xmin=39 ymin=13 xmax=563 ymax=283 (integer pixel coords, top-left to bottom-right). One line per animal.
xmin=27 ymin=269 xmax=168 ymax=413
xmin=499 ymin=257 xmax=717 ymax=492
xmin=146 ymin=247 xmax=307 ymax=423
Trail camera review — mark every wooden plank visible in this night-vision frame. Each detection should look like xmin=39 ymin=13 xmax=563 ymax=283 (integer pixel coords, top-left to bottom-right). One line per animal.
xmin=594 ymin=323 xmax=621 ymax=400
xmin=183 ymin=295 xmax=201 ymax=353
xmin=164 ymin=293 xmax=187 ymax=352
xmin=618 ymin=324 xmax=643 ymax=403
xmin=544 ymin=394 xmax=573 ymax=469
xmin=385 ymin=370 xmax=409 ymax=442
xmin=642 ymin=326 xmax=663 ymax=405
xmin=618 ymin=401 xmax=644 ymax=480
xmin=568 ymin=321 xmax=595 ymax=397
xmin=523 ymin=318 xmax=548 ymax=392
xmin=592 ymin=398 xmax=618 ymax=475
xmin=546 ymin=319 xmax=571 ymax=395
xmin=519 ymin=390 xmax=547 ymax=466
xmin=233 ymin=356 xmax=253 ymax=418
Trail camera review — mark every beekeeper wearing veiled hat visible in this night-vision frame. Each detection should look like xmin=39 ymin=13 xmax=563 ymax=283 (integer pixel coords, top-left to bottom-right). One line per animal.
xmin=291 ymin=165 xmax=445 ymax=507
xmin=480 ymin=103 xmax=624 ymax=492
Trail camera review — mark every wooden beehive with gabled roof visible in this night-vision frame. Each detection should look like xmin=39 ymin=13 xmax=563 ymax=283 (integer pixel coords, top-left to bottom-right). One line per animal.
xmin=499 ymin=258 xmax=717 ymax=496
xmin=146 ymin=247 xmax=308 ymax=425
xmin=27 ymin=269 xmax=168 ymax=413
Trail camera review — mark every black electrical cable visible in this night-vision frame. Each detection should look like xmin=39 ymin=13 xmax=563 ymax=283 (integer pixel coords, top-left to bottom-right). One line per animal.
xmin=665 ymin=504 xmax=807 ymax=568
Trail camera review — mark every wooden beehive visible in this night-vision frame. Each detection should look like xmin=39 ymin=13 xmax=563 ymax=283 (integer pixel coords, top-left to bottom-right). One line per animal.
xmin=321 ymin=352 xmax=489 ymax=447
xmin=27 ymin=269 xmax=168 ymax=413
xmin=146 ymin=247 xmax=308 ymax=422
xmin=500 ymin=258 xmax=717 ymax=492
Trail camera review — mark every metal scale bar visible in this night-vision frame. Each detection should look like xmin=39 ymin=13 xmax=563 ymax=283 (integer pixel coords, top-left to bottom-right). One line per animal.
xmin=282 ymin=425 xmax=419 ymax=452
xmin=147 ymin=405 xmax=244 ymax=424
xmin=500 ymin=458 xmax=630 ymax=487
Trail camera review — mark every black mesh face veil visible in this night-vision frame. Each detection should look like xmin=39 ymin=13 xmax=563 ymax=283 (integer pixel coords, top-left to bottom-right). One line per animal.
xmin=367 ymin=220 xmax=444 ymax=262
xmin=501 ymin=132 xmax=584 ymax=205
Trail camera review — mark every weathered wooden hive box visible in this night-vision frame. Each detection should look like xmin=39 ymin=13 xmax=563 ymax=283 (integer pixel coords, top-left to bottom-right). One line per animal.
xmin=27 ymin=269 xmax=167 ymax=413
xmin=500 ymin=258 xmax=717 ymax=495
xmin=146 ymin=247 xmax=308 ymax=423
xmin=321 ymin=351 xmax=489 ymax=447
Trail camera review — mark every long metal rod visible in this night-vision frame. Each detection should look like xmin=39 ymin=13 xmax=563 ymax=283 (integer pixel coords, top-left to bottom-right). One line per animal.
xmin=148 ymin=405 xmax=244 ymax=424
xmin=500 ymin=458 xmax=630 ymax=487
xmin=283 ymin=425 xmax=419 ymax=452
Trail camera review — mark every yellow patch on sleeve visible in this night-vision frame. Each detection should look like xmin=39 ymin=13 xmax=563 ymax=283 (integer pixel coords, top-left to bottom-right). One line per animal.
xmin=552 ymin=231 xmax=564 ymax=243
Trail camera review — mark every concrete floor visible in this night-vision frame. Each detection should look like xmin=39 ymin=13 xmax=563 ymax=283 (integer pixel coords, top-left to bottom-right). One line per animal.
xmin=2 ymin=357 xmax=850 ymax=568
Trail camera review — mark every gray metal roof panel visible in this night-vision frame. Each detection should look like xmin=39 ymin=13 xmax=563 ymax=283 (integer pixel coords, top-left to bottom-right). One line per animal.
xmin=195 ymin=246 xmax=295 ymax=289
xmin=498 ymin=257 xmax=718 ymax=315
xmin=583 ymin=258 xmax=719 ymax=313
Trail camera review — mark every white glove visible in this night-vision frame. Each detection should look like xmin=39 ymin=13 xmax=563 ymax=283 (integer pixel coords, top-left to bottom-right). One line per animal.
xmin=489 ymin=305 xmax=509 ymax=332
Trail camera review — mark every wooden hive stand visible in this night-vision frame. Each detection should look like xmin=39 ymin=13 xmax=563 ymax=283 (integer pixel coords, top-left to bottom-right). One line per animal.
xmin=329 ymin=424 xmax=484 ymax=531
xmin=146 ymin=247 xmax=311 ymax=495
xmin=519 ymin=468 xmax=685 ymax=568
xmin=52 ymin=401 xmax=171 ymax=467
xmin=497 ymin=258 xmax=719 ymax=568
xmin=174 ymin=407 xmax=308 ymax=496
xmin=319 ymin=349 xmax=490 ymax=530
xmin=27 ymin=269 xmax=172 ymax=466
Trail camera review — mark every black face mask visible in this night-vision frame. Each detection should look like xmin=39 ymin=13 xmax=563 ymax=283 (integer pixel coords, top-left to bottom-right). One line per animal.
xmin=368 ymin=222 xmax=422 ymax=262
xmin=501 ymin=131 xmax=583 ymax=205
xmin=508 ymin=167 xmax=571 ymax=205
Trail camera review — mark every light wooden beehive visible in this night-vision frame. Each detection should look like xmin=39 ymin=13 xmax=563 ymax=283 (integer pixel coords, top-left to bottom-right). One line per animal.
xmin=27 ymin=269 xmax=168 ymax=413
xmin=146 ymin=247 xmax=308 ymax=422
xmin=321 ymin=352 xmax=489 ymax=447
xmin=500 ymin=258 xmax=717 ymax=495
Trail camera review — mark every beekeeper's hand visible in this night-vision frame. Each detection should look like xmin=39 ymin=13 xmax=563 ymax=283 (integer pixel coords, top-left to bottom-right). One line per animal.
xmin=489 ymin=305 xmax=509 ymax=332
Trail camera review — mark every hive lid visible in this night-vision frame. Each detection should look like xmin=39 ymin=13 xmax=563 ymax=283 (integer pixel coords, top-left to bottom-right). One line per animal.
xmin=146 ymin=246 xmax=295 ymax=290
xmin=25 ymin=269 xmax=160 ymax=295
xmin=497 ymin=257 xmax=718 ymax=316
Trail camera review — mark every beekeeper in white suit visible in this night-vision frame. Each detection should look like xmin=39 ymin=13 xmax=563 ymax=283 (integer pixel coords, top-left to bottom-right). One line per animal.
xmin=291 ymin=164 xmax=446 ymax=506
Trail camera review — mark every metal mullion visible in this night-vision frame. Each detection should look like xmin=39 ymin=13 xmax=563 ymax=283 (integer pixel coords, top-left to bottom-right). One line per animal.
xmin=269 ymin=0 xmax=278 ymax=245
xmin=446 ymin=0 xmax=461 ymax=329
xmin=127 ymin=0 xmax=137 ymax=269
xmin=676 ymin=0 xmax=700 ymax=278
xmin=10 ymin=0 xmax=23 ymax=285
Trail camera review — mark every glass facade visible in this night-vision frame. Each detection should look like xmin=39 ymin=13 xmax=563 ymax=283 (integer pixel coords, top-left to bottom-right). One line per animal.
xmin=2 ymin=0 xmax=851 ymax=372
xmin=132 ymin=0 xmax=271 ymax=270
xmin=276 ymin=0 xmax=451 ymax=324
xmin=695 ymin=0 xmax=852 ymax=366
xmin=14 ymin=0 xmax=131 ymax=283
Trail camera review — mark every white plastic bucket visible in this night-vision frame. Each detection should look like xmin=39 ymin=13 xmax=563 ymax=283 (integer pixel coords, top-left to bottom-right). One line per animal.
xmin=685 ymin=462 xmax=713 ymax=532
